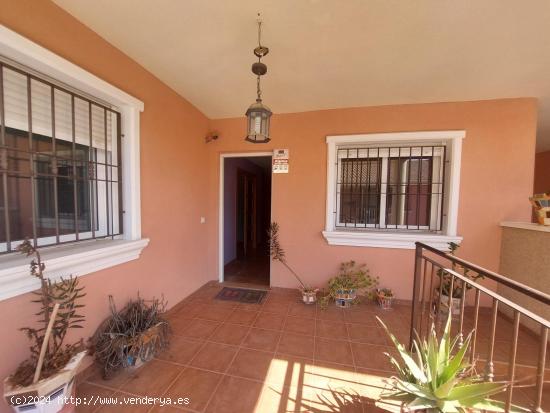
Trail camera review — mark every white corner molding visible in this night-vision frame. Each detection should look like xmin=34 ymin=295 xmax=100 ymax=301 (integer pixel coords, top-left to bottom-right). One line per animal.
xmin=501 ymin=222 xmax=550 ymax=233
xmin=324 ymin=131 xmax=465 ymax=250
xmin=322 ymin=231 xmax=462 ymax=250
xmin=0 ymin=239 xmax=149 ymax=301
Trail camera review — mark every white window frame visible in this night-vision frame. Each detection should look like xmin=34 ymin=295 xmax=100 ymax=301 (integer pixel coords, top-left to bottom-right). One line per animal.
xmin=323 ymin=131 xmax=465 ymax=250
xmin=0 ymin=25 xmax=149 ymax=301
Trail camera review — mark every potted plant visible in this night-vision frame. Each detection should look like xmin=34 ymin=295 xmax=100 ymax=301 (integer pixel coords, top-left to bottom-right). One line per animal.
xmin=376 ymin=288 xmax=394 ymax=310
xmin=530 ymin=192 xmax=550 ymax=225
xmin=91 ymin=295 xmax=170 ymax=378
xmin=435 ymin=242 xmax=483 ymax=316
xmin=320 ymin=261 xmax=378 ymax=309
xmin=377 ymin=313 xmax=528 ymax=412
xmin=4 ymin=240 xmax=87 ymax=413
xmin=268 ymin=222 xmax=319 ymax=304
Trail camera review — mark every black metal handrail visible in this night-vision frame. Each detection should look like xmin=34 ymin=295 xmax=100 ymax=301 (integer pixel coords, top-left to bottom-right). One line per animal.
xmin=416 ymin=242 xmax=550 ymax=306
xmin=410 ymin=242 xmax=550 ymax=413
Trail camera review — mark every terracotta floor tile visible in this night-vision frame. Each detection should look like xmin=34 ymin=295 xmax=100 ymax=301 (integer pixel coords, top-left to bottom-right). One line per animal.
xmin=169 ymin=315 xmax=195 ymax=333
xmin=164 ymin=367 xmax=222 ymax=413
xmin=180 ymin=319 xmax=220 ymax=340
xmin=268 ymin=354 xmax=314 ymax=387
xmin=169 ymin=303 xmax=205 ymax=319
xmin=190 ymin=342 xmax=238 ymax=373
xmin=120 ymin=360 xmax=182 ymax=397
xmin=262 ymin=300 xmax=291 ymax=315
xmin=227 ymin=348 xmax=275 ymax=382
xmin=242 ymin=328 xmax=281 ymax=352
xmin=94 ymin=392 xmax=151 ymax=413
xmin=208 ymin=323 xmax=249 ymax=345
xmin=347 ymin=324 xmax=390 ymax=345
xmin=237 ymin=301 xmax=265 ymax=311
xmin=345 ymin=310 xmax=378 ymax=325
xmin=197 ymin=305 xmax=233 ymax=322
xmin=315 ymin=337 xmax=354 ymax=366
xmin=226 ymin=309 xmax=259 ymax=326
xmin=316 ymin=319 xmax=348 ymax=340
xmin=75 ymin=382 xmax=114 ymax=413
xmin=149 ymin=405 xmax=187 ymax=413
xmin=205 ymin=375 xmax=263 ymax=413
xmin=85 ymin=365 xmax=133 ymax=390
xmin=351 ymin=343 xmax=396 ymax=371
xmin=156 ymin=335 xmax=203 ymax=365
xmin=301 ymin=388 xmax=365 ymax=413
xmin=277 ymin=332 xmax=315 ymax=359
xmin=256 ymin=384 xmax=304 ymax=413
xmin=254 ymin=312 xmax=285 ymax=331
xmin=84 ymin=284 xmax=550 ymax=413
xmin=305 ymin=360 xmax=358 ymax=391
xmin=316 ymin=306 xmax=346 ymax=321
xmin=288 ymin=302 xmax=317 ymax=319
xmin=266 ymin=293 xmax=298 ymax=304
xmin=284 ymin=316 xmax=315 ymax=335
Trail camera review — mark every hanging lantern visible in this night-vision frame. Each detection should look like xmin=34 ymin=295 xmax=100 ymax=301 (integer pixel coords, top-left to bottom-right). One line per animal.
xmin=245 ymin=15 xmax=272 ymax=143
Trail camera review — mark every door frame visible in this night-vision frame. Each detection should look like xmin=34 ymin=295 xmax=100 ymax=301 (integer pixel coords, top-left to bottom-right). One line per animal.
xmin=219 ymin=152 xmax=272 ymax=283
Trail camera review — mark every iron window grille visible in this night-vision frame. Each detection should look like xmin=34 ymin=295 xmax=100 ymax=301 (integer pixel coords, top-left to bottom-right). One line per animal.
xmin=335 ymin=145 xmax=446 ymax=231
xmin=0 ymin=61 xmax=122 ymax=253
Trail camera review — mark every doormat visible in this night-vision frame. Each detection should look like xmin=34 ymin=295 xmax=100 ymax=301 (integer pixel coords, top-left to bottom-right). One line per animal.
xmin=215 ymin=287 xmax=267 ymax=304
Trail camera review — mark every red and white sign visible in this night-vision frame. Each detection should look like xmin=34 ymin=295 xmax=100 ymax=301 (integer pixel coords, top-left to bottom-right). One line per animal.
xmin=273 ymin=149 xmax=289 ymax=173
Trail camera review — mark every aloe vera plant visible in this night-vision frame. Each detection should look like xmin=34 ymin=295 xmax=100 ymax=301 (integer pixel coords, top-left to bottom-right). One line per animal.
xmin=377 ymin=314 xmax=528 ymax=412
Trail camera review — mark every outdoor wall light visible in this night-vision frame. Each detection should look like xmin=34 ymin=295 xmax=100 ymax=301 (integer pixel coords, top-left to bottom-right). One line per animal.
xmin=245 ymin=14 xmax=272 ymax=143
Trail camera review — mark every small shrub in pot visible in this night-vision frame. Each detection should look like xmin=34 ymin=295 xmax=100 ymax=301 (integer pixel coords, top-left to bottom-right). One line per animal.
xmin=320 ymin=261 xmax=378 ymax=309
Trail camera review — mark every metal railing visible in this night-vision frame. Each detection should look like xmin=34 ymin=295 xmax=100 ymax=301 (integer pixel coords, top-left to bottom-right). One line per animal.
xmin=410 ymin=242 xmax=550 ymax=413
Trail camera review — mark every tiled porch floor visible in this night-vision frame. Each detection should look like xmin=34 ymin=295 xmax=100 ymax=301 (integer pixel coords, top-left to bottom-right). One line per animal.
xmin=77 ymin=282 xmax=549 ymax=413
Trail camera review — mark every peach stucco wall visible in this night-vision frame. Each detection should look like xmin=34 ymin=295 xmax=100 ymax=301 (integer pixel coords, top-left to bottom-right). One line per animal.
xmin=208 ymin=99 xmax=537 ymax=296
xmin=534 ymin=150 xmax=550 ymax=194
xmin=0 ymin=0 xmax=211 ymax=406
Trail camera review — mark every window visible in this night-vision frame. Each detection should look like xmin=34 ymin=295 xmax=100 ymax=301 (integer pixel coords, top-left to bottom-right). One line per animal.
xmin=0 ymin=26 xmax=146 ymax=302
xmin=336 ymin=146 xmax=445 ymax=231
xmin=0 ymin=62 xmax=122 ymax=252
xmin=324 ymin=132 xmax=464 ymax=249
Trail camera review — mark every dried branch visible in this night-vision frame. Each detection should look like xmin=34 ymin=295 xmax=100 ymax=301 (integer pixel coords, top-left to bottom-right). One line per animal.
xmin=91 ymin=295 xmax=170 ymax=379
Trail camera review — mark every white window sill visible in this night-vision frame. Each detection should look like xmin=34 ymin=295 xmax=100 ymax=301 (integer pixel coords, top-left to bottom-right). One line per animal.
xmin=0 ymin=238 xmax=149 ymax=301
xmin=322 ymin=230 xmax=462 ymax=250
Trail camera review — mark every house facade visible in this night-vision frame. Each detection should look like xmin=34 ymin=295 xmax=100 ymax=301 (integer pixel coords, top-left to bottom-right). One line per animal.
xmin=0 ymin=1 xmax=541 ymax=411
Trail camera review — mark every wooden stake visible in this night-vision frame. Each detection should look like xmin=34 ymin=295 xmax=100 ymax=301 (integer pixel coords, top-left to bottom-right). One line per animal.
xmin=33 ymin=302 xmax=60 ymax=384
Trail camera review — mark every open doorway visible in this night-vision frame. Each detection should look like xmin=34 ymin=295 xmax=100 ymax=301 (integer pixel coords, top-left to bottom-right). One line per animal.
xmin=222 ymin=155 xmax=272 ymax=285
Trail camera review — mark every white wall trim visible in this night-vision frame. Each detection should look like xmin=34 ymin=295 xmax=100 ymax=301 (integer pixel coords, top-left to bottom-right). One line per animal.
xmin=324 ymin=130 xmax=465 ymax=249
xmin=0 ymin=25 xmax=143 ymax=111
xmin=322 ymin=231 xmax=462 ymax=250
xmin=501 ymin=222 xmax=550 ymax=233
xmin=219 ymin=152 xmax=273 ymax=283
xmin=326 ymin=130 xmax=466 ymax=144
xmin=0 ymin=239 xmax=149 ymax=301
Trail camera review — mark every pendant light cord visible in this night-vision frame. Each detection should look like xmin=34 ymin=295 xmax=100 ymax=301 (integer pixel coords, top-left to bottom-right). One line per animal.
xmin=256 ymin=13 xmax=263 ymax=102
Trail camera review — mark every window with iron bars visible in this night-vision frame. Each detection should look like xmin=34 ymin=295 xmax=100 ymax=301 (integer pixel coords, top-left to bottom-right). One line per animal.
xmin=335 ymin=145 xmax=446 ymax=231
xmin=0 ymin=62 xmax=122 ymax=253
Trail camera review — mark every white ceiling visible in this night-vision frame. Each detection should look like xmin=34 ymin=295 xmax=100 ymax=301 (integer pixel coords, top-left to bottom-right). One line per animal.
xmin=53 ymin=0 xmax=550 ymax=152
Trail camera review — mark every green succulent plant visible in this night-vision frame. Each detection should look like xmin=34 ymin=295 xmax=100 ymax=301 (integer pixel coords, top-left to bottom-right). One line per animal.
xmin=377 ymin=314 xmax=528 ymax=412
